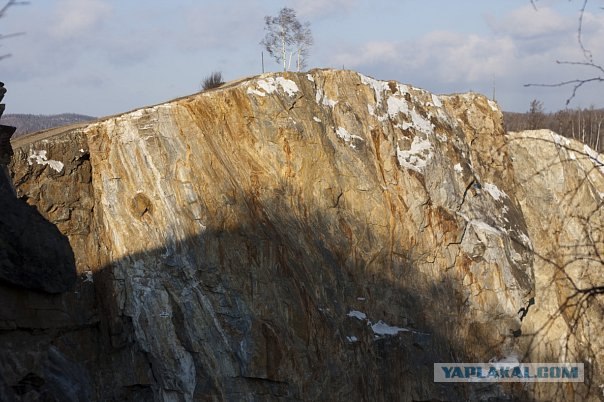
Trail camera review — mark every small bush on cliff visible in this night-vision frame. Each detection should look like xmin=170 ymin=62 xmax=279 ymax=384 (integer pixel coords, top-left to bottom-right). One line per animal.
xmin=201 ymin=72 xmax=224 ymax=91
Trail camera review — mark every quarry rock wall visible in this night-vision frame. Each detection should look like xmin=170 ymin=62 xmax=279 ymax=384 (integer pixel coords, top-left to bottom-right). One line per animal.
xmin=2 ymin=70 xmax=602 ymax=401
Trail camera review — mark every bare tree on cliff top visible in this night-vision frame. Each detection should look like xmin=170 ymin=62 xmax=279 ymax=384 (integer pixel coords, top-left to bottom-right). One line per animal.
xmin=261 ymin=7 xmax=313 ymax=72
xmin=0 ymin=0 xmax=28 ymax=61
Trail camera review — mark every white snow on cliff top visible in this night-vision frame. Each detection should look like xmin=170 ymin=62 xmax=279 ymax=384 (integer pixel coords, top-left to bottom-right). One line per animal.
xmin=247 ymin=76 xmax=299 ymax=97
xmin=358 ymin=73 xmax=438 ymax=138
xmin=358 ymin=73 xmax=390 ymax=106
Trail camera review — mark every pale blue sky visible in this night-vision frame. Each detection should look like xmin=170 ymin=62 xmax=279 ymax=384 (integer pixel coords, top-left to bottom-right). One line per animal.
xmin=2 ymin=0 xmax=603 ymax=116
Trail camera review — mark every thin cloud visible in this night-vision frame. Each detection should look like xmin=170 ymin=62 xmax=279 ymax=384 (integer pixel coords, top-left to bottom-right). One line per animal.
xmin=332 ymin=33 xmax=516 ymax=84
xmin=50 ymin=0 xmax=112 ymax=39
xmin=288 ymin=0 xmax=359 ymax=18
xmin=486 ymin=5 xmax=573 ymax=40
xmin=332 ymin=5 xmax=604 ymax=85
xmin=180 ymin=2 xmax=265 ymax=51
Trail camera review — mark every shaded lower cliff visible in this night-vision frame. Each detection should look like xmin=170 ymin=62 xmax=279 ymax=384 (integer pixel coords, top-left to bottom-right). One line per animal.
xmin=0 ymin=83 xmax=75 ymax=295
xmin=2 ymin=70 xmax=603 ymax=401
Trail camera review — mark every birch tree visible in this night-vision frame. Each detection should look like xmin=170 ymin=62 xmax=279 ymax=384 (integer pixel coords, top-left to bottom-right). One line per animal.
xmin=261 ymin=7 xmax=312 ymax=72
xmin=293 ymin=20 xmax=313 ymax=71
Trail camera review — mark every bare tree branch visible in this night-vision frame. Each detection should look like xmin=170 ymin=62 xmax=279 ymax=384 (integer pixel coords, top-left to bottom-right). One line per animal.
xmin=556 ymin=59 xmax=604 ymax=75
xmin=0 ymin=0 xmax=28 ymax=60
xmin=0 ymin=0 xmax=28 ymax=18
xmin=577 ymin=0 xmax=592 ymax=62
xmin=525 ymin=76 xmax=604 ymax=107
xmin=0 ymin=32 xmax=24 ymax=40
xmin=525 ymin=0 xmax=603 ymax=106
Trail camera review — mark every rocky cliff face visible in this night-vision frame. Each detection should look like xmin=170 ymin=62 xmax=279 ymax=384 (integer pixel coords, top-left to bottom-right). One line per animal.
xmin=0 ymin=83 xmax=75 ymax=294
xmin=3 ymin=70 xmax=603 ymax=401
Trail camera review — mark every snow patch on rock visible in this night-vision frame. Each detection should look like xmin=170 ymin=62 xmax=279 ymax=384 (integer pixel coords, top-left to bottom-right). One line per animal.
xmin=387 ymin=96 xmax=409 ymax=118
xmin=431 ymin=94 xmax=443 ymax=108
xmin=483 ymin=183 xmax=508 ymax=201
xmin=371 ymin=320 xmax=409 ymax=336
xmin=336 ymin=127 xmax=364 ymax=149
xmin=316 ymin=88 xmax=337 ymax=107
xmin=27 ymin=150 xmax=64 ymax=173
xmin=251 ymin=77 xmax=299 ymax=97
xmin=396 ymin=136 xmax=433 ymax=173
xmin=246 ymin=88 xmax=266 ymax=97
xmin=488 ymin=100 xmax=500 ymax=112
xmin=410 ymin=109 xmax=434 ymax=136
xmin=584 ymin=144 xmax=604 ymax=174
xmin=358 ymin=73 xmax=390 ymax=108
xmin=347 ymin=310 xmax=367 ymax=320
xmin=550 ymin=132 xmax=571 ymax=147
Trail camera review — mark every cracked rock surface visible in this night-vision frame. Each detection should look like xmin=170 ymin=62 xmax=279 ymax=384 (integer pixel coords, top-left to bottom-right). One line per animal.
xmin=2 ymin=70 xmax=602 ymax=401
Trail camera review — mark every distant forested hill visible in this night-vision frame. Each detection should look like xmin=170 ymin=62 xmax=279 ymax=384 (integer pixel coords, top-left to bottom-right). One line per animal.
xmin=1 ymin=113 xmax=96 ymax=137
xmin=503 ymin=105 xmax=603 ymax=152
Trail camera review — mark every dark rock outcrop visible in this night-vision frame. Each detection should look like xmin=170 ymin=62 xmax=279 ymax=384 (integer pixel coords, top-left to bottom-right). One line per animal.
xmin=0 ymin=82 xmax=15 ymax=166
xmin=0 ymin=82 xmax=76 ymax=293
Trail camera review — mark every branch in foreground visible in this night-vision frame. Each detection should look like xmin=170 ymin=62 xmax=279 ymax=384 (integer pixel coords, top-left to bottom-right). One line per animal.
xmin=526 ymin=0 xmax=602 ymax=106
xmin=0 ymin=0 xmax=28 ymax=60
xmin=525 ymin=59 xmax=604 ymax=106
xmin=0 ymin=0 xmax=28 ymax=18
xmin=525 ymin=76 xmax=603 ymax=106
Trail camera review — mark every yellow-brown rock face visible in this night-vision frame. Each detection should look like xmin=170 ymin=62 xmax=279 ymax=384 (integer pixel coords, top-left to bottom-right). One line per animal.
xmin=3 ymin=70 xmax=603 ymax=401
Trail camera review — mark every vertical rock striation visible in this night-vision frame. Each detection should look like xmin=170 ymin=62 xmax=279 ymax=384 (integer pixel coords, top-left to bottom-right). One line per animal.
xmin=3 ymin=70 xmax=602 ymax=401
xmin=507 ymin=130 xmax=604 ymax=401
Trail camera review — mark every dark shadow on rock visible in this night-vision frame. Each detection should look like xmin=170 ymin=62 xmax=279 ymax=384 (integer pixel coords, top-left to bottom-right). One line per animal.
xmin=79 ymin=202 xmax=532 ymax=401
xmin=0 ymin=184 xmax=77 ymax=293
xmin=0 ymin=81 xmax=76 ymax=294
xmin=0 ymin=78 xmax=539 ymax=400
xmin=0 ymin=135 xmax=76 ymax=293
xmin=0 ymin=171 xmax=537 ymax=400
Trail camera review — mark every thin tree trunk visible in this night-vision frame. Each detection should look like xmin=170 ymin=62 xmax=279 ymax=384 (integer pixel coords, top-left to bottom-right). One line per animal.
xmin=281 ymin=26 xmax=286 ymax=72
xmin=596 ymin=121 xmax=602 ymax=151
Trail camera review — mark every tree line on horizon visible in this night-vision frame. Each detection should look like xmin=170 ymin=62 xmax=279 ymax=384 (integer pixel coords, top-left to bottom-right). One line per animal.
xmin=504 ymin=100 xmax=603 ymax=152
